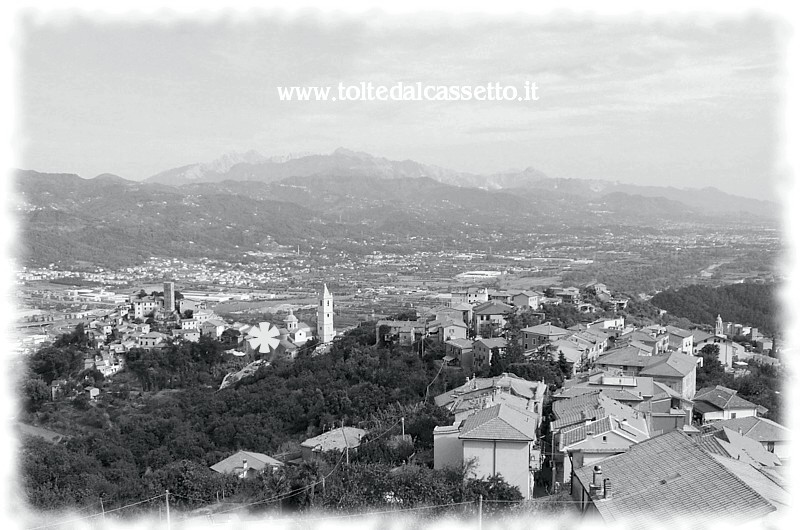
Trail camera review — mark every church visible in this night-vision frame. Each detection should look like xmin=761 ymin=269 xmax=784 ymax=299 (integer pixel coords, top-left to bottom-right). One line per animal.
xmin=274 ymin=283 xmax=335 ymax=358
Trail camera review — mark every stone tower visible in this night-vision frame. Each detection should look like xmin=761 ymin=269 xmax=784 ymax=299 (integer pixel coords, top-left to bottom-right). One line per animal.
xmin=715 ymin=314 xmax=723 ymax=337
xmin=163 ymin=281 xmax=175 ymax=313
xmin=317 ymin=283 xmax=334 ymax=343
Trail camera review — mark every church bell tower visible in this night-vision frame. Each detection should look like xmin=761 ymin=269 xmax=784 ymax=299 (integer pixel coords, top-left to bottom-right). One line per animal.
xmin=317 ymin=283 xmax=334 ymax=343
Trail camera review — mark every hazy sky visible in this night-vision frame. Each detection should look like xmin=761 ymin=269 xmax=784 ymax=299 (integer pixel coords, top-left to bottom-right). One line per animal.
xmin=15 ymin=12 xmax=786 ymax=200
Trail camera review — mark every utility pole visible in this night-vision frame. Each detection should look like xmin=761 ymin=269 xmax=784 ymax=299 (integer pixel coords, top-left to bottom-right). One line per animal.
xmin=165 ymin=490 xmax=171 ymax=530
xmin=477 ymin=494 xmax=483 ymax=530
xmin=342 ymin=420 xmax=349 ymax=465
xmin=401 ymin=417 xmax=405 ymax=438
xmin=551 ymin=430 xmax=556 ymax=493
xmin=100 ymin=497 xmax=105 ymax=521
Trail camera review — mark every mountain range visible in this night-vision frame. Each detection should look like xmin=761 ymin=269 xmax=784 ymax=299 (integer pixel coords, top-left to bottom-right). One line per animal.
xmin=13 ymin=150 xmax=779 ymax=267
xmin=143 ymin=148 xmax=775 ymax=217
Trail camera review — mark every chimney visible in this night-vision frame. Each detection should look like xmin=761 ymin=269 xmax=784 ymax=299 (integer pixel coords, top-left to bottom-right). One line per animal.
xmin=738 ymin=427 xmax=743 ymax=435
xmin=603 ymin=478 xmax=612 ymax=499
xmin=592 ymin=465 xmax=604 ymax=497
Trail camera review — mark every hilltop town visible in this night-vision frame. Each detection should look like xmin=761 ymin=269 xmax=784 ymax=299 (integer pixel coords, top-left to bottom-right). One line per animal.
xmin=16 ymin=273 xmax=787 ymax=527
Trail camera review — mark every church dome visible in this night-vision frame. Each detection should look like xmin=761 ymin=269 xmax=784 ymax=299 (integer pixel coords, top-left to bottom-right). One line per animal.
xmin=284 ymin=309 xmax=298 ymax=323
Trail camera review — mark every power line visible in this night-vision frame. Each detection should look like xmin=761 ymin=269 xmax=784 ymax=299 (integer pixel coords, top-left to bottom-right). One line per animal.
xmin=266 ymin=499 xmax=476 ymax=524
xmin=27 ymin=494 xmax=165 ymax=529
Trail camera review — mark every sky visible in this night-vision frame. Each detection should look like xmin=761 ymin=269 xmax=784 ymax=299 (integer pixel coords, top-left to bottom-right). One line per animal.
xmin=13 ymin=11 xmax=788 ymax=200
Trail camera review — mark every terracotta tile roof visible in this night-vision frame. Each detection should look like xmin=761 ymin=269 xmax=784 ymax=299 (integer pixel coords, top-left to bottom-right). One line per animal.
xmin=573 ymin=430 xmax=777 ymax=527
xmin=690 ymin=329 xmax=715 ymax=343
xmin=596 ymin=346 xmax=653 ymax=368
xmin=706 ymin=416 xmax=790 ymax=443
xmin=709 ymin=455 xmax=789 ymax=511
xmin=639 ymin=352 xmax=697 ymax=378
xmin=301 ymin=427 xmax=366 ymax=451
xmin=458 ymin=404 xmax=535 ymax=441
xmin=552 ymin=410 xmax=597 ymax=431
xmin=665 ymin=325 xmax=692 ymax=338
xmin=473 ymin=301 xmax=513 ymax=315
xmin=693 ymin=386 xmax=759 ymax=411
xmin=552 ymin=390 xmax=601 ymax=417
xmin=475 ymin=338 xmax=508 ymax=349
xmin=521 ymin=322 xmax=571 ymax=337
xmin=559 ymin=417 xmax=613 ymax=449
xmin=444 ymin=338 xmax=473 ymax=349
xmin=210 ymin=450 xmax=283 ymax=474
xmin=715 ymin=427 xmax=782 ymax=467
xmin=434 ymin=373 xmax=545 ymax=408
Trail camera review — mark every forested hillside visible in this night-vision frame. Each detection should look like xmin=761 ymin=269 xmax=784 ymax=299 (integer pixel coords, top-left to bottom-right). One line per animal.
xmin=18 ymin=323 xmax=538 ymax=520
xmin=650 ymin=283 xmax=779 ymax=337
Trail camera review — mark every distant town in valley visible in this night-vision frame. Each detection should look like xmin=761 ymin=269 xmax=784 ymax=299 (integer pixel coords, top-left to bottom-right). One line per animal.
xmin=12 ymin=150 xmax=788 ymax=527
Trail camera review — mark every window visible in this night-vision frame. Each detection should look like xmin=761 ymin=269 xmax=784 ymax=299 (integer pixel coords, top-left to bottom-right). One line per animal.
xmin=731 ymin=413 xmax=737 ymax=419
xmin=767 ymin=442 xmax=775 ymax=453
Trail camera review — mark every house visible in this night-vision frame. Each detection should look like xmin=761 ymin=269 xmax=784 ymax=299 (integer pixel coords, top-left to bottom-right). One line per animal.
xmin=300 ymin=427 xmax=366 ymax=461
xmin=171 ymin=328 xmax=200 ymax=343
xmin=584 ymin=281 xmax=610 ymax=296
xmin=180 ymin=318 xmax=198 ymax=330
xmin=434 ymin=373 xmax=547 ymax=421
xmin=130 ymin=297 xmax=160 ymax=319
xmin=487 ymin=289 xmax=513 ymax=304
xmin=557 ymin=410 xmax=650 ymax=481
xmin=210 ymin=450 xmax=284 ymax=478
xmin=511 ymin=290 xmax=541 ymax=309
xmin=550 ymin=339 xmax=585 ymax=375
xmin=450 ymin=287 xmax=488 ymax=306
xmin=691 ymin=330 xmax=743 ymax=368
xmin=665 ymin=326 xmax=693 ymax=354
xmin=621 ymin=329 xmax=668 ymax=355
xmin=432 ymin=317 xmax=468 ymax=344
xmin=596 ymin=348 xmax=697 ymax=400
xmin=471 ymin=338 xmax=507 ymax=372
xmin=571 ymin=430 xmax=779 ymax=527
xmin=638 ymin=351 xmax=698 ymax=401
xmin=137 ymin=331 xmax=168 ymax=350
xmin=85 ymin=386 xmax=100 ymax=400
xmin=696 ymin=428 xmax=782 ymax=467
xmin=548 ymin=392 xmax=648 ymax=485
xmin=472 ymin=301 xmax=513 ymax=338
xmin=595 ymin=346 xmax=655 ymax=374
xmin=521 ymin=322 xmax=571 ymax=349
xmin=704 ymin=416 xmax=790 ymax=460
xmin=201 ymin=318 xmax=227 ymax=338
xmin=446 ymin=303 xmax=473 ymax=325
xmin=50 ymin=379 xmax=68 ymax=401
xmin=433 ymin=404 xmax=537 ymax=499
xmin=637 ymin=381 xmax=695 ymax=435
xmin=375 ymin=320 xmax=427 ymax=345
xmin=692 ymin=385 xmax=760 ymax=424
xmin=552 ymin=286 xmax=581 ymax=305
xmin=444 ymin=338 xmax=473 ymax=366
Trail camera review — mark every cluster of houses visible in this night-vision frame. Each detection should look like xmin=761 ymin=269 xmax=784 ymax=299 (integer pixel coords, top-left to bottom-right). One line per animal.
xmin=49 ymin=282 xmax=337 ymax=401
xmin=427 ymin=360 xmax=788 ymax=525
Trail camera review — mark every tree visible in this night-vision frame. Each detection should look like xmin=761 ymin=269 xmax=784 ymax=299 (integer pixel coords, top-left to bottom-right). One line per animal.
xmin=557 ymin=351 xmax=571 ymax=378
xmin=489 ymin=347 xmax=505 ymax=377
xmin=21 ymin=378 xmax=51 ymax=413
xmin=697 ymin=344 xmax=729 ymax=388
xmin=182 ymin=309 xmax=194 ymax=319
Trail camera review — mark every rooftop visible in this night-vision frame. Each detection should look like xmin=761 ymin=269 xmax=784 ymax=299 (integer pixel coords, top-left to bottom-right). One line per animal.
xmin=300 ymin=427 xmax=366 ymax=452
xmin=573 ymin=430 xmax=777 ymax=527
xmin=694 ymin=386 xmax=760 ymax=412
xmin=705 ymin=416 xmax=790 ymax=443
xmin=458 ymin=404 xmax=535 ymax=442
